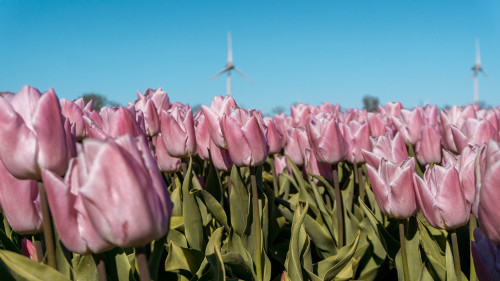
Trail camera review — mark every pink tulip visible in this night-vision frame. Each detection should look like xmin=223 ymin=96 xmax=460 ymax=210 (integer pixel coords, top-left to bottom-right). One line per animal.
xmin=201 ymin=95 xmax=237 ymax=149
xmin=0 ymin=160 xmax=42 ymax=234
xmin=380 ymin=102 xmax=403 ymax=118
xmin=392 ymin=107 xmax=425 ymax=145
xmin=60 ymin=98 xmax=91 ymax=140
xmin=364 ymin=157 xmax=418 ymax=219
xmin=273 ymin=113 xmax=292 ymax=147
xmin=160 ymin=106 xmax=196 ymax=158
xmin=340 ymin=120 xmax=370 ymax=164
xmin=367 ymin=112 xmax=394 ymax=138
xmin=363 ymin=132 xmax=408 ymax=169
xmin=264 ymin=117 xmax=283 ymax=155
xmin=209 ymin=139 xmax=233 ymax=171
xmin=194 ymin=111 xmax=210 ymax=160
xmin=319 ymin=102 xmax=341 ymax=115
xmin=84 ymin=106 xmax=145 ymax=139
xmin=457 ymin=146 xmax=479 ymax=206
xmin=21 ymin=239 xmax=38 ymax=261
xmin=451 ymin=118 xmax=498 ymax=153
xmin=284 ymin=127 xmax=310 ymax=166
xmin=133 ymin=88 xmax=170 ymax=136
xmin=476 ymin=140 xmax=500 ymax=244
xmin=304 ymin=149 xmax=333 ymax=182
xmin=291 ymin=103 xmax=313 ymax=128
xmin=306 ymin=114 xmax=347 ymax=164
xmin=154 ymin=134 xmax=181 ymax=173
xmin=274 ymin=155 xmax=291 ymax=176
xmin=345 ymin=108 xmax=367 ymax=123
xmin=413 ymin=164 xmax=470 ymax=229
xmin=0 ymin=85 xmax=70 ymax=180
xmin=477 ymin=108 xmax=499 ymax=131
xmin=415 ymin=124 xmax=442 ymax=165
xmin=471 ymin=228 xmax=500 ymax=280
xmin=440 ymin=105 xmax=477 ymax=152
xmin=42 ymin=135 xmax=173 ymax=254
xmin=220 ymin=107 xmax=268 ymax=167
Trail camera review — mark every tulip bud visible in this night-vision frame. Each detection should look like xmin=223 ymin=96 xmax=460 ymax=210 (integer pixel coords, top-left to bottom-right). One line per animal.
xmin=306 ymin=114 xmax=347 ymax=165
xmin=160 ymin=106 xmax=196 ymax=158
xmin=365 ymin=157 xmax=418 ymax=219
xmin=413 ymin=164 xmax=470 ymax=229
xmin=220 ymin=107 xmax=268 ymax=167
xmin=0 ymin=85 xmax=70 ymax=180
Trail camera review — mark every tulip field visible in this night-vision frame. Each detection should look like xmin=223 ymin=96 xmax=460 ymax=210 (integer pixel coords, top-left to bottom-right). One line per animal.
xmin=0 ymin=85 xmax=500 ymax=281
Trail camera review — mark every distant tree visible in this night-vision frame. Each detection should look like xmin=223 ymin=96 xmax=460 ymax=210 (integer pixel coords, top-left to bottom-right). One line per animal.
xmin=271 ymin=106 xmax=285 ymax=115
xmin=80 ymin=93 xmax=119 ymax=111
xmin=362 ymin=95 xmax=379 ymax=112
xmin=478 ymin=100 xmax=492 ymax=109
xmin=192 ymin=104 xmax=202 ymax=114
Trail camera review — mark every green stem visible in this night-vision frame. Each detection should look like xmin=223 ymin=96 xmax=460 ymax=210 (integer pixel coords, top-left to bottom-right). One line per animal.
xmin=399 ymin=220 xmax=410 ymax=281
xmin=34 ymin=239 xmax=43 ymax=262
xmin=469 ymin=215 xmax=477 ymax=281
xmin=135 ymin=247 xmax=151 ymax=281
xmin=451 ymin=230 xmax=462 ymax=281
xmin=38 ymin=182 xmax=56 ymax=269
xmin=270 ymin=155 xmax=279 ymax=197
xmin=357 ymin=163 xmax=365 ymax=202
xmin=250 ymin=167 xmax=263 ymax=281
xmin=95 ymin=254 xmax=107 ymax=281
xmin=332 ymin=165 xmax=343 ymax=249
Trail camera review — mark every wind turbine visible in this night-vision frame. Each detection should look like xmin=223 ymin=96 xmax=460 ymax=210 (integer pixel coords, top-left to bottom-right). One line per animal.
xmin=209 ymin=32 xmax=252 ymax=96
xmin=470 ymin=38 xmax=490 ymax=105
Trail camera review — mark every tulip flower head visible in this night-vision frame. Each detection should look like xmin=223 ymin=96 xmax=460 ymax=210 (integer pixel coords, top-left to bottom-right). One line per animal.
xmin=0 ymin=85 xmax=71 ymax=180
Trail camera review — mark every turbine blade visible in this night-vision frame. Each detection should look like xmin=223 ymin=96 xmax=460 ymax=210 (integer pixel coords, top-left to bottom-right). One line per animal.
xmin=480 ymin=70 xmax=492 ymax=82
xmin=208 ymin=68 xmax=228 ymax=81
xmin=465 ymin=72 xmax=475 ymax=80
xmin=234 ymin=67 xmax=253 ymax=84
xmin=476 ymin=38 xmax=481 ymax=66
xmin=227 ymin=31 xmax=233 ymax=64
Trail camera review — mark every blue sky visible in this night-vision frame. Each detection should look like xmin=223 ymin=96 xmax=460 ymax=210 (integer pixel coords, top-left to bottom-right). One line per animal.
xmin=1 ymin=1 xmax=499 ymax=115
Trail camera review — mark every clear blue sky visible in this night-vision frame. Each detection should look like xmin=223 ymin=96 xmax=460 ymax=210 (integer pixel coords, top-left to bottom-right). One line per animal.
xmin=1 ymin=1 xmax=499 ymax=115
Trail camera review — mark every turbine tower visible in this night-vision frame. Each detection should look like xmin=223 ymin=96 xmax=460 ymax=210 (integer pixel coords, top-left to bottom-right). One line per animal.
xmin=471 ymin=38 xmax=489 ymax=105
xmin=209 ymin=32 xmax=252 ymax=96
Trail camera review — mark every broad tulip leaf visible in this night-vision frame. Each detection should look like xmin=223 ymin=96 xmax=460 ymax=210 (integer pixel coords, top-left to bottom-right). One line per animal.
xmin=318 ymin=230 xmax=361 ymax=280
xmin=206 ymin=228 xmax=225 ymax=281
xmin=170 ymin=181 xmax=183 ymax=216
xmin=164 ymin=241 xmax=205 ymax=278
xmin=192 ymin=189 xmax=230 ymax=231
xmin=102 ymin=248 xmax=133 ymax=281
xmin=359 ymin=199 xmax=399 ymax=260
xmin=222 ymin=252 xmax=255 ymax=281
xmin=230 ymin=165 xmax=250 ymax=236
xmin=170 ymin=216 xmax=185 ymax=231
xmin=394 ymin=218 xmax=422 ymax=281
xmin=0 ymin=249 xmax=70 ymax=281
xmin=284 ymin=201 xmax=309 ymax=281
xmin=205 ymin=159 xmax=222 ymax=202
xmin=417 ymin=218 xmax=446 ymax=280
xmin=54 ymin=232 xmax=72 ymax=279
xmin=183 ymin=157 xmax=205 ymax=251
xmin=167 ymin=228 xmax=188 ymax=248
xmin=74 ymin=255 xmax=97 ymax=281
xmin=286 ymin=157 xmax=319 ymax=214
xmin=149 ymin=234 xmax=168 ymax=281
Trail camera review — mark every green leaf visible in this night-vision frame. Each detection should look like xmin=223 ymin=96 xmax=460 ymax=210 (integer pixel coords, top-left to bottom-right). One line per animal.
xmin=183 ymin=157 xmax=205 ymax=251
xmin=0 ymin=249 xmax=70 ymax=281
xmin=149 ymin=234 xmax=168 ymax=281
xmin=286 ymin=157 xmax=318 ymax=214
xmin=74 ymin=255 xmax=97 ymax=281
xmin=359 ymin=199 xmax=399 ymax=260
xmin=164 ymin=241 xmax=205 ymax=278
xmin=192 ymin=189 xmax=230 ymax=231
xmin=229 ymin=165 xmax=250 ymax=236
xmin=102 ymin=248 xmax=133 ymax=281
xmin=222 ymin=252 xmax=255 ymax=281
xmin=417 ymin=218 xmax=446 ymax=280
xmin=54 ymin=231 xmax=72 ymax=279
xmin=171 ymin=180 xmax=183 ymax=217
xmin=284 ymin=201 xmax=309 ymax=281
xmin=205 ymin=227 xmax=225 ymax=281
xmin=318 ymin=231 xmax=361 ymax=280
xmin=205 ymin=158 xmax=223 ymax=202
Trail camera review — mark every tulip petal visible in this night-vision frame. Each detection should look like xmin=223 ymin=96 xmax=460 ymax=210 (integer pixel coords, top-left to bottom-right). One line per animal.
xmin=0 ymin=97 xmax=39 ymax=179
xmin=32 ymin=89 xmax=69 ymax=176
xmin=221 ymin=114 xmax=252 ymax=167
